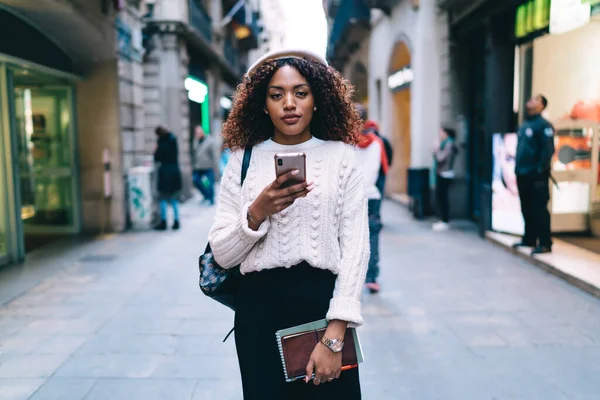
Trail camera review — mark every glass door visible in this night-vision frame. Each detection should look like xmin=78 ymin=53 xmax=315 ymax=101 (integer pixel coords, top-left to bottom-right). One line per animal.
xmin=10 ymin=67 xmax=79 ymax=252
xmin=0 ymin=69 xmax=8 ymax=265
xmin=0 ymin=63 xmax=18 ymax=266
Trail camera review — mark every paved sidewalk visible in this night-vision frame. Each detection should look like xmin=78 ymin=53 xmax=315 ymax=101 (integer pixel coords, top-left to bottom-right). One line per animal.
xmin=488 ymin=231 xmax=600 ymax=299
xmin=1 ymin=201 xmax=600 ymax=399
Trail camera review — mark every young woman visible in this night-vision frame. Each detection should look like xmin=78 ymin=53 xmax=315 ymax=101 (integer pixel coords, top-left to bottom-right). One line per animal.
xmin=208 ymin=49 xmax=369 ymax=399
xmin=432 ymin=127 xmax=458 ymax=231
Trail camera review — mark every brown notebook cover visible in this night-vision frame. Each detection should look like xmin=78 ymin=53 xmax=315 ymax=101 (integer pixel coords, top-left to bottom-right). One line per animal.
xmin=275 ymin=320 xmax=363 ymax=382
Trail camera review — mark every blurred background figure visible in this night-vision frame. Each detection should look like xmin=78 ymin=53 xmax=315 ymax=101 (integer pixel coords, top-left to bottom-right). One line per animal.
xmin=363 ymin=118 xmax=392 ymax=223
xmin=512 ymin=94 xmax=555 ymax=255
xmin=356 ymin=104 xmax=389 ymax=294
xmin=154 ymin=126 xmax=182 ymax=231
xmin=192 ymin=125 xmax=220 ymax=206
xmin=432 ymin=127 xmax=458 ymax=232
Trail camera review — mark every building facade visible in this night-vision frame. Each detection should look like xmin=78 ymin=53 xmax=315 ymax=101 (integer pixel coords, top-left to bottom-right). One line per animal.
xmin=440 ymin=0 xmax=600 ymax=238
xmin=328 ymin=0 xmax=457 ymax=211
xmin=252 ymin=0 xmax=286 ymax=56
xmin=0 ymin=0 xmax=260 ymax=267
xmin=0 ymin=0 xmax=130 ymax=266
xmin=142 ymin=0 xmax=260 ymax=197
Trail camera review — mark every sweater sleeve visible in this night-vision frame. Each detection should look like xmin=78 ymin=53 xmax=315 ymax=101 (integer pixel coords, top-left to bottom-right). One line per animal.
xmin=326 ymin=150 xmax=370 ymax=327
xmin=208 ymin=150 xmax=270 ymax=268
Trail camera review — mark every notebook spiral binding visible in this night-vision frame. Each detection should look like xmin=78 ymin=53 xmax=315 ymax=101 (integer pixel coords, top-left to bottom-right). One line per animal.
xmin=276 ymin=331 xmax=300 ymax=382
xmin=276 ymin=331 xmax=315 ymax=383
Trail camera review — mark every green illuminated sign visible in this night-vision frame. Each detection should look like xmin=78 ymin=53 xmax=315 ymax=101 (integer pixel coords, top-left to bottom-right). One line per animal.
xmin=185 ymin=76 xmax=211 ymax=134
xmin=515 ymin=0 xmax=551 ymax=39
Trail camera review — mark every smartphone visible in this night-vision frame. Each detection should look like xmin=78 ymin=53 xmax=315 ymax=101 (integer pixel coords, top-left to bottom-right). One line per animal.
xmin=274 ymin=152 xmax=306 ymax=188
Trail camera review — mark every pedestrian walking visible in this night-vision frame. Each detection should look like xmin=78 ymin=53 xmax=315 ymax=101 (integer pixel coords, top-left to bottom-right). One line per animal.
xmin=355 ymin=105 xmax=393 ymax=220
xmin=192 ymin=125 xmax=220 ymax=205
xmin=355 ymin=109 xmax=388 ymax=294
xmin=432 ymin=127 xmax=458 ymax=231
xmin=153 ymin=125 xmax=182 ymax=230
xmin=372 ymin=122 xmax=393 ymax=197
xmin=512 ymin=94 xmax=555 ymax=255
xmin=208 ymin=49 xmax=368 ymax=399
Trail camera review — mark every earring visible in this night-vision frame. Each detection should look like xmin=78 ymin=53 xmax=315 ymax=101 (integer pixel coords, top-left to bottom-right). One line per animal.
xmin=265 ymin=110 xmax=269 ymax=114
xmin=314 ymin=107 xmax=317 ymax=111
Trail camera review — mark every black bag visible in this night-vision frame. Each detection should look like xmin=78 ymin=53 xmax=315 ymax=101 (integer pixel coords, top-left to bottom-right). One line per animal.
xmin=199 ymin=146 xmax=253 ymax=311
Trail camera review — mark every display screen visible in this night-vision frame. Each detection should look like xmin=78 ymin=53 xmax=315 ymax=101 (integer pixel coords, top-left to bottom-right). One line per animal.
xmin=492 ymin=133 xmax=524 ymax=235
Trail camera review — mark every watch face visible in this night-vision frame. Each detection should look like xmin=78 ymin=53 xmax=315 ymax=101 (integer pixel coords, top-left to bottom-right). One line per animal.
xmin=330 ymin=340 xmax=344 ymax=353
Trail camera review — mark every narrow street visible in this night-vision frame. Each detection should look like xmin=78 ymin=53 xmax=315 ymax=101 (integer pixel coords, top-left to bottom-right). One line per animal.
xmin=1 ymin=200 xmax=600 ymax=400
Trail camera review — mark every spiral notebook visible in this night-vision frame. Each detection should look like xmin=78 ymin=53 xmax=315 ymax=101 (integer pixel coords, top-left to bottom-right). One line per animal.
xmin=275 ymin=319 xmax=364 ymax=383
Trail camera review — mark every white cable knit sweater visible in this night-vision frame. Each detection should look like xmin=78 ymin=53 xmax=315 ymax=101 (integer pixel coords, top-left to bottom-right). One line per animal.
xmin=208 ymin=137 xmax=370 ymax=326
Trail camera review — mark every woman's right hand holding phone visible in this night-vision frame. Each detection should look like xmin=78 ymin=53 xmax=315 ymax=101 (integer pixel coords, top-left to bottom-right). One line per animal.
xmin=247 ymin=170 xmax=314 ymax=231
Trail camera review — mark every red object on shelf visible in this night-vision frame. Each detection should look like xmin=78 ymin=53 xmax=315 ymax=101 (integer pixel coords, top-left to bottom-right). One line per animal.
xmin=569 ymin=100 xmax=600 ymax=123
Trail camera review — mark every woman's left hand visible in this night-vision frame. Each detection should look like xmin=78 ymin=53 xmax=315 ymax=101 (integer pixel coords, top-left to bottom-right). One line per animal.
xmin=305 ymin=342 xmax=342 ymax=385
xmin=305 ymin=320 xmax=347 ymax=385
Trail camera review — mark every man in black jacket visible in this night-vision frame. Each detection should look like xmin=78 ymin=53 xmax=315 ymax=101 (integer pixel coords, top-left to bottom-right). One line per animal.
xmin=513 ymin=94 xmax=555 ymax=255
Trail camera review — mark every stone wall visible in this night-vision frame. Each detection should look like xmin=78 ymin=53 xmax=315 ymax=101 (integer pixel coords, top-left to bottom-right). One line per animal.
xmin=77 ymin=61 xmax=125 ymax=233
xmin=118 ymin=4 xmax=147 ymax=172
xmin=143 ymin=33 xmax=192 ymax=199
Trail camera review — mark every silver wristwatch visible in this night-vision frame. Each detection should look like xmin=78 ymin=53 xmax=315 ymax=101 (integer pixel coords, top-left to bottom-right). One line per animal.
xmin=320 ymin=336 xmax=344 ymax=353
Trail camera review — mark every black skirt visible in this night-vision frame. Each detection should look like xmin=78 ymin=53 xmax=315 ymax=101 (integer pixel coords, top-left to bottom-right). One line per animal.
xmin=234 ymin=262 xmax=362 ymax=400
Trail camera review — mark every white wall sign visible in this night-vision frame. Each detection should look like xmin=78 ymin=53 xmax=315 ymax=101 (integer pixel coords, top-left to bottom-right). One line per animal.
xmin=550 ymin=0 xmax=591 ymax=35
xmin=388 ymin=66 xmax=413 ymax=91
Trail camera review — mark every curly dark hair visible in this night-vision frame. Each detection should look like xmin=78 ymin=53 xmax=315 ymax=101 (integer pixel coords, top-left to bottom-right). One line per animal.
xmin=222 ymin=57 xmax=362 ymax=150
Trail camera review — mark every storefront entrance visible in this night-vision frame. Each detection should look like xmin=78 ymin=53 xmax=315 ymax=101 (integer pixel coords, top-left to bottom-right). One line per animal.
xmin=0 ymin=66 xmax=10 ymax=266
xmin=387 ymin=41 xmax=412 ymax=197
xmin=490 ymin=2 xmax=600 ymax=252
xmin=0 ymin=59 xmax=79 ymax=266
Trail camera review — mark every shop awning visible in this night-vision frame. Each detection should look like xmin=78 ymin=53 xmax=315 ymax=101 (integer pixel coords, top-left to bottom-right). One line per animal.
xmin=0 ymin=0 xmax=115 ymax=74
xmin=440 ymin=0 xmax=526 ymax=25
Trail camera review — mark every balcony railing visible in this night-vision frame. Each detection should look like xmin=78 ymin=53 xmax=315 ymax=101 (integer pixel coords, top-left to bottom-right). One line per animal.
xmin=189 ymin=0 xmax=212 ymax=42
xmin=233 ymin=5 xmax=260 ymax=51
xmin=328 ymin=0 xmax=370 ymax=65
xmin=224 ymin=37 xmax=240 ymax=72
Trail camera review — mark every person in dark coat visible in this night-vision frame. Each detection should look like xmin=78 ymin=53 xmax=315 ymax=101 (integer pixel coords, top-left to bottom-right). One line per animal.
xmin=154 ymin=125 xmax=182 ymax=230
xmin=432 ymin=127 xmax=458 ymax=231
xmin=512 ymin=94 xmax=555 ymax=254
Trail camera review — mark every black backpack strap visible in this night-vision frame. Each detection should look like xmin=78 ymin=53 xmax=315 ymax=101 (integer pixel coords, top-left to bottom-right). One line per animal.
xmin=241 ymin=146 xmax=253 ymax=186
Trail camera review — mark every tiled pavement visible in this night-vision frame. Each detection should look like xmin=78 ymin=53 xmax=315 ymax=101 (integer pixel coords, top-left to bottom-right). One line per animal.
xmin=1 ymin=200 xmax=600 ymax=399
